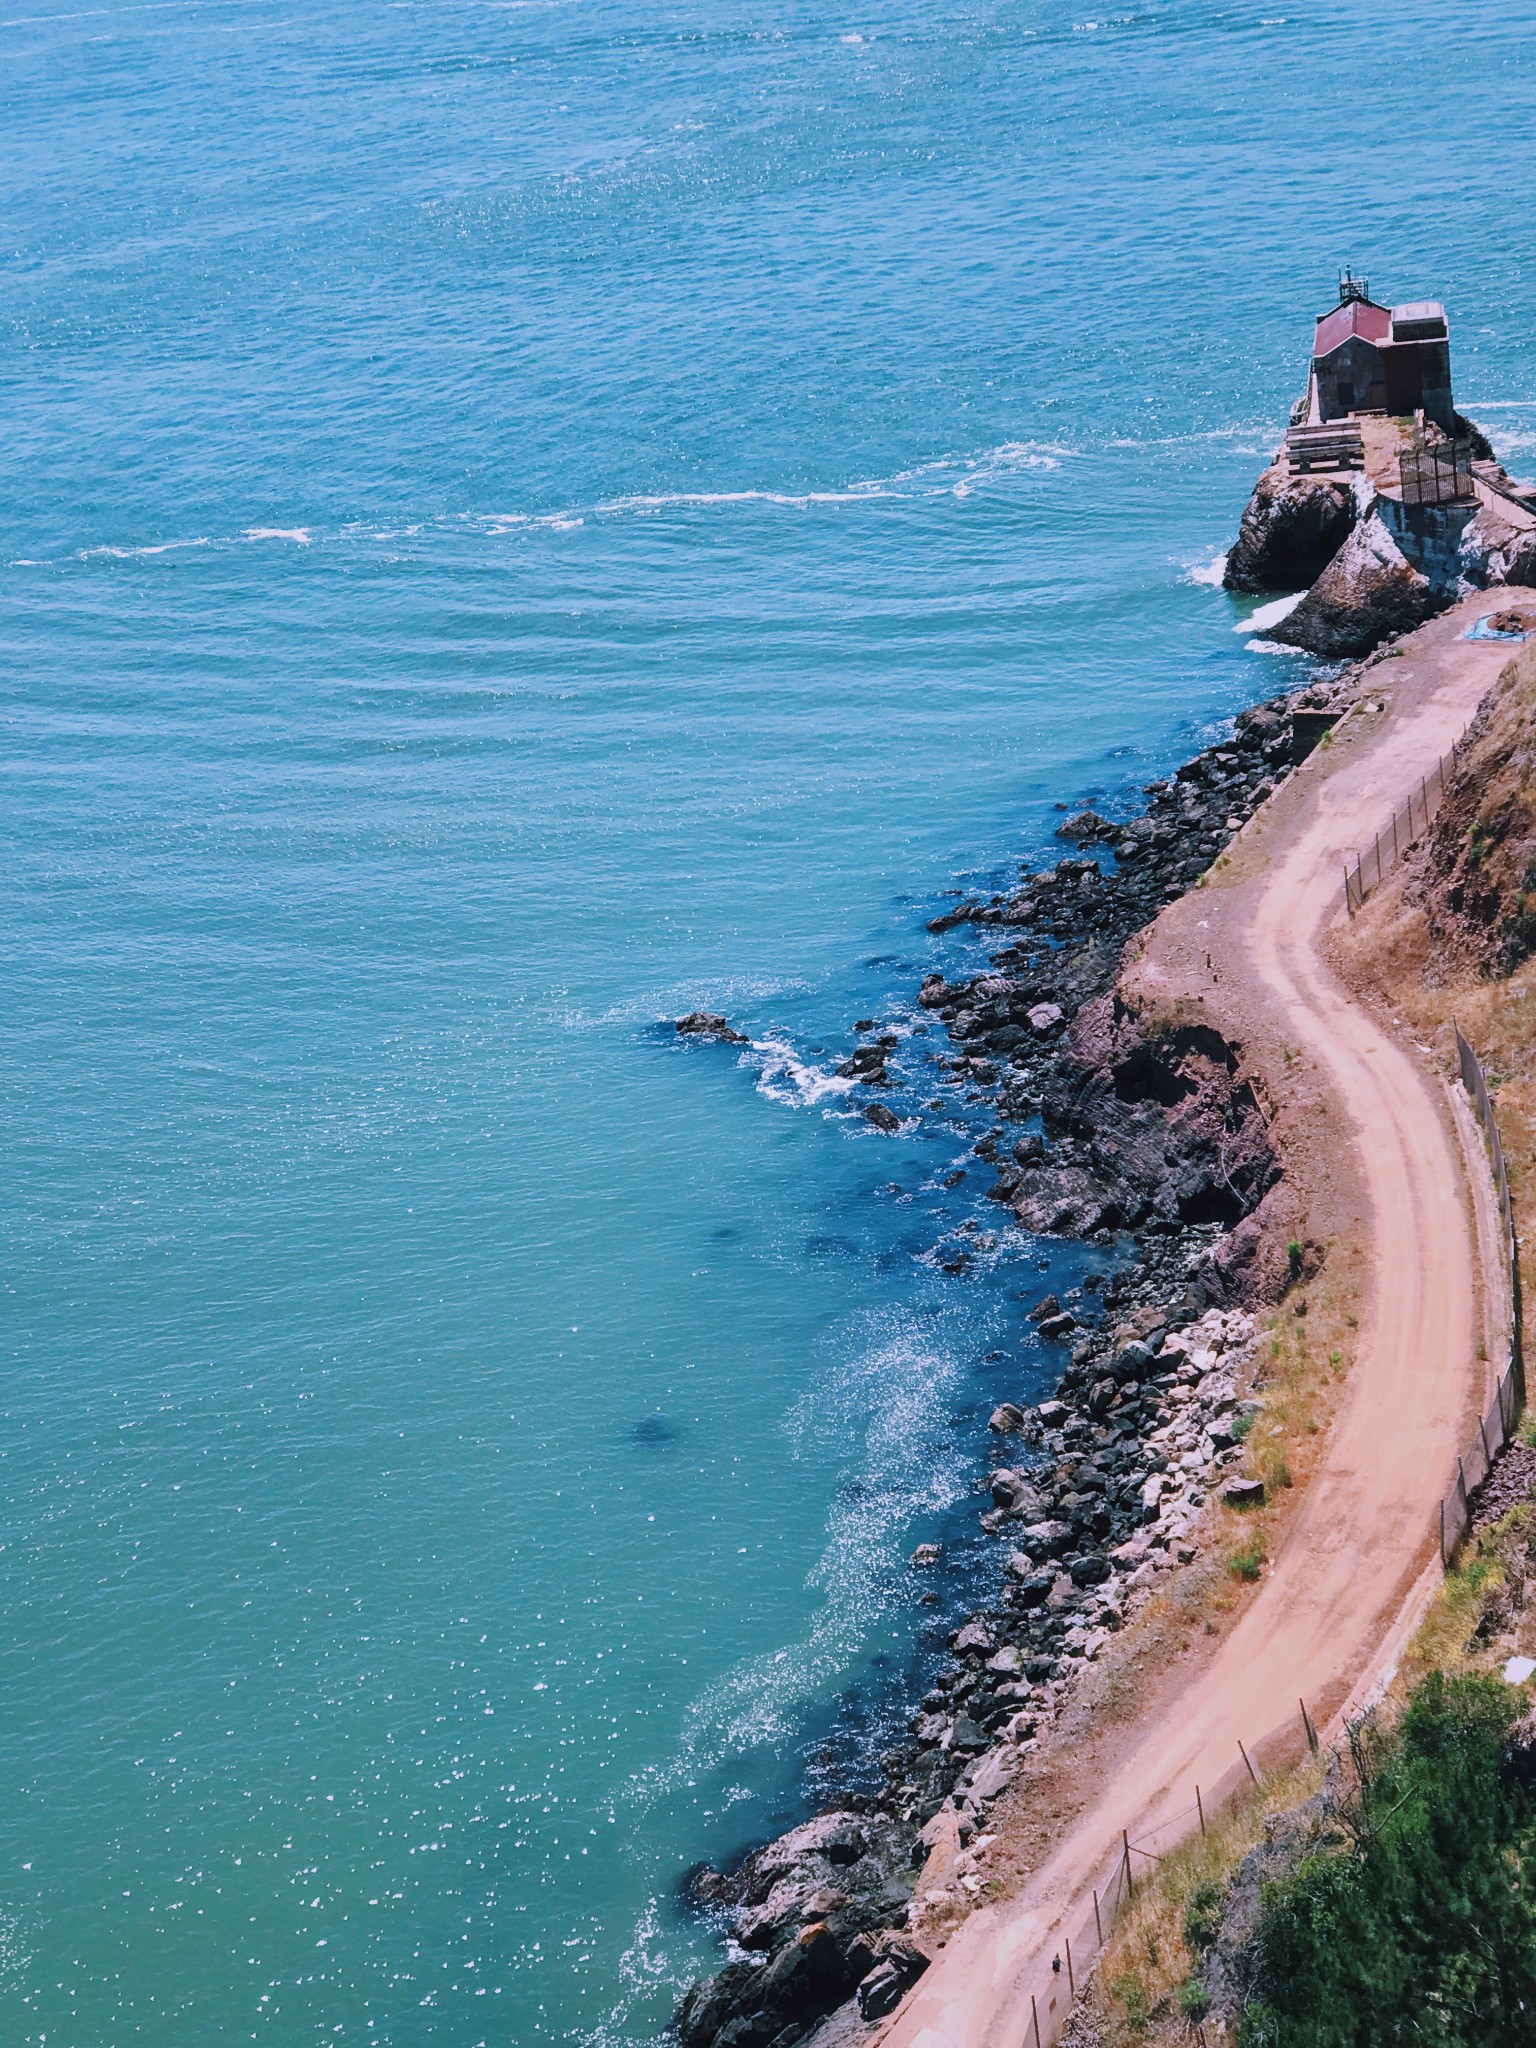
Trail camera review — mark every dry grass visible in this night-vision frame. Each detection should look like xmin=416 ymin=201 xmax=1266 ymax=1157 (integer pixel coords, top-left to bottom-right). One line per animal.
xmin=1395 ymin=1500 xmax=1536 ymax=1700
xmin=1198 ymin=1243 xmax=1364 ymax=1590
xmin=1082 ymin=1753 xmax=1327 ymax=2045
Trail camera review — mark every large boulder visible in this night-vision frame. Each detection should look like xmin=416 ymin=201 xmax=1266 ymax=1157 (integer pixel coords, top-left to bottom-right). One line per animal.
xmin=1271 ymin=511 xmax=1439 ymax=658
xmin=1223 ymin=460 xmax=1359 ymax=594
xmin=1460 ymin=501 xmax=1536 ymax=588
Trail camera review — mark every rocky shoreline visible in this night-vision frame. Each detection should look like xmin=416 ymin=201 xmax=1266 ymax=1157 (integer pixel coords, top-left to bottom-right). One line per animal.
xmin=669 ymin=664 xmax=1370 ymax=2048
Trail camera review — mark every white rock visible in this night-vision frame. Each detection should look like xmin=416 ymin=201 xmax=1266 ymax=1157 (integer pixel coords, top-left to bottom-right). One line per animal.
xmin=964 ymin=1746 xmax=1019 ymax=1804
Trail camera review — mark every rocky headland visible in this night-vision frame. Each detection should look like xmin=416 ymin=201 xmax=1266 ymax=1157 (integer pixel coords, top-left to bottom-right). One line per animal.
xmin=1224 ymin=411 xmax=1536 ymax=658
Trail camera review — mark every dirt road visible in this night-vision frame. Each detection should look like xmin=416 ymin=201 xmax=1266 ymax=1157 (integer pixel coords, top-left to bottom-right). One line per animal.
xmin=880 ymin=596 xmax=1515 ymax=2048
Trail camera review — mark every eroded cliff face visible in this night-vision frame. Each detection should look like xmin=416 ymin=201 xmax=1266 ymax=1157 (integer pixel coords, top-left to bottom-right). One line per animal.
xmin=1222 ymin=462 xmax=1360 ymax=595
xmin=997 ymin=993 xmax=1279 ymax=1257
xmin=1409 ymin=643 xmax=1536 ymax=981
xmin=1462 ymin=500 xmax=1536 ymax=590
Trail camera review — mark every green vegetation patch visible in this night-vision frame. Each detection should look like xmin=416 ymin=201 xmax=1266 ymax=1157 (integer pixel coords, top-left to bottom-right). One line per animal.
xmin=1238 ymin=1673 xmax=1536 ymax=2046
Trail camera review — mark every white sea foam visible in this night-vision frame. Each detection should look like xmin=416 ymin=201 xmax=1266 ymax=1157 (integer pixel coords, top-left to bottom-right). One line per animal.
xmin=1185 ymin=551 xmax=1228 ymax=587
xmin=619 ymin=1313 xmax=966 ymax=1809
xmin=516 ymin=440 xmax=1074 ymax=532
xmin=593 ymin=1896 xmax=685 ymax=2048
xmin=243 ymin=526 xmax=312 ymax=544
xmin=1239 ymin=591 xmax=1304 ymax=633
xmin=79 ymin=537 xmax=211 ymax=560
xmin=750 ymin=1034 xmax=860 ymax=1107
xmin=1246 ymin=637 xmax=1307 ymax=655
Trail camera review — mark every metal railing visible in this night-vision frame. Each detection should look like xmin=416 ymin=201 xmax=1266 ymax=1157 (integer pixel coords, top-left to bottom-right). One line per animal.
xmin=1440 ymin=1031 xmax=1526 ymax=1565
xmin=1399 ymin=436 xmax=1477 ymax=507
xmin=1343 ymin=742 xmax=1459 ymax=915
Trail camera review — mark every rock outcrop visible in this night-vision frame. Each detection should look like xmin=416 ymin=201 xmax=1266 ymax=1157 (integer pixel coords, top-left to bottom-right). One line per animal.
xmin=1223 ymin=462 xmax=1360 ymax=594
xmin=679 ymin=1810 xmax=921 ymax=2048
xmin=1270 ymin=511 xmax=1440 ymax=658
xmin=677 ymin=1012 xmax=751 ymax=1044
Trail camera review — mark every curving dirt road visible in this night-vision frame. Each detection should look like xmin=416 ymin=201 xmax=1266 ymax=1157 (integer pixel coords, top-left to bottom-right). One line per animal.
xmin=880 ymin=595 xmax=1515 ymax=2048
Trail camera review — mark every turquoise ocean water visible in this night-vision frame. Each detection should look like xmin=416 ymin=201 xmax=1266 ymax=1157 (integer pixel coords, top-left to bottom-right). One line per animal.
xmin=4 ymin=2 xmax=1536 ymax=2041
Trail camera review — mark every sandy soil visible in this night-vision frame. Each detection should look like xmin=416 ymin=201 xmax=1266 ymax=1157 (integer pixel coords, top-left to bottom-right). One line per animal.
xmin=878 ymin=595 xmax=1518 ymax=2048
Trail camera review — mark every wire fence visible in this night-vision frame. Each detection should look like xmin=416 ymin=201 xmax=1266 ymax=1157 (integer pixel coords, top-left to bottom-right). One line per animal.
xmin=1440 ymin=1031 xmax=1527 ymax=1565
xmin=1007 ymin=1032 xmax=1524 ymax=2048
xmin=1020 ymin=1708 xmax=1321 ymax=2047
xmin=1399 ymin=436 xmax=1477 ymax=508
xmin=1343 ymin=743 xmax=1459 ymax=915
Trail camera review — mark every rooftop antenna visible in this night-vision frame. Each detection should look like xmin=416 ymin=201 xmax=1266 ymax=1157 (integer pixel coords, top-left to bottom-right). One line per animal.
xmin=1339 ymin=266 xmax=1370 ymax=305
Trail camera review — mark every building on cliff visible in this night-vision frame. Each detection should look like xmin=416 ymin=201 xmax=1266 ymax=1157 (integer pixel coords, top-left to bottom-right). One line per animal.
xmin=1310 ymin=270 xmax=1454 ymax=433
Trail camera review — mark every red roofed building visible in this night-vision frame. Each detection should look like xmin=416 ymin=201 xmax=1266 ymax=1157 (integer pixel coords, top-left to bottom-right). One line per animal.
xmin=1311 ymin=272 xmax=1454 ymax=432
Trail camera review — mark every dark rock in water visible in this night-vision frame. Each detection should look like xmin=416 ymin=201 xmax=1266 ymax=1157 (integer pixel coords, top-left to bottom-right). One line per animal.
xmin=1223 ymin=460 xmax=1359 ymax=594
xmin=1271 ymin=511 xmax=1439 ymax=657
xmin=908 ymin=1541 xmax=943 ymax=1568
xmin=863 ymin=1102 xmax=901 ymax=1134
xmin=1056 ymin=809 xmax=1117 ymax=844
xmin=631 ymin=1412 xmax=680 ymax=1447
xmin=677 ymin=1011 xmax=750 ymax=1044
xmin=988 ymin=1402 xmax=1026 ymax=1434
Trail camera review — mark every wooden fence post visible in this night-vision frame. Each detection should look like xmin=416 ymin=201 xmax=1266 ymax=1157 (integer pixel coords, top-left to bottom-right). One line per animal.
xmin=1196 ymin=1784 xmax=1205 ymax=1836
xmin=1032 ymin=1991 xmax=1042 ymax=2048
xmin=1066 ymin=1936 xmax=1075 ymax=2000
xmin=1239 ymin=1739 xmax=1259 ymax=1787
xmin=1301 ymin=1699 xmax=1318 ymax=1754
xmin=1093 ymin=1889 xmax=1102 ymax=1945
xmin=1123 ymin=1829 xmax=1133 ymax=1899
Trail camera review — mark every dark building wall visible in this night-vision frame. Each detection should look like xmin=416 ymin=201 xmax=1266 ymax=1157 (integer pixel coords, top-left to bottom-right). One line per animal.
xmin=1315 ymin=335 xmax=1387 ymax=420
xmin=1417 ymin=340 xmax=1454 ymax=432
xmin=1317 ymin=336 xmax=1455 ymax=430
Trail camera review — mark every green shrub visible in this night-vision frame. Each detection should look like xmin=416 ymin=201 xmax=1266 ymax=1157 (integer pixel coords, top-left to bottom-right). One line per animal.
xmin=1110 ymin=1973 xmax=1149 ymax=2032
xmin=1176 ymin=1977 xmax=1211 ymax=2019
xmin=1229 ymin=1534 xmax=1265 ymax=1582
xmin=1183 ymin=1879 xmax=1224 ymax=1958
xmin=1238 ymin=1673 xmax=1536 ymax=2045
